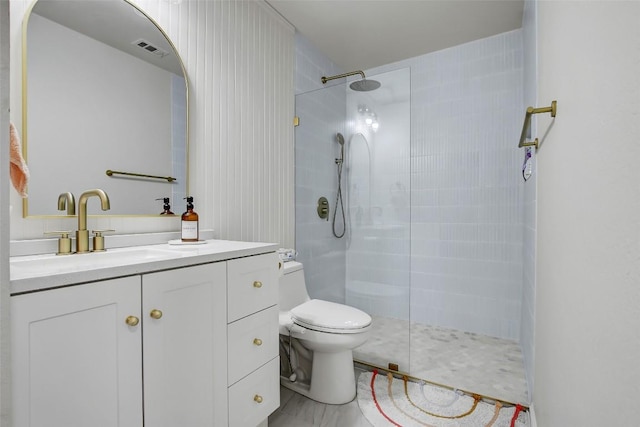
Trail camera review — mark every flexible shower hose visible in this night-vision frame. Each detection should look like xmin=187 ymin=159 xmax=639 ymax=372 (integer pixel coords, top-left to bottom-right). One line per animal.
xmin=332 ymin=157 xmax=346 ymax=238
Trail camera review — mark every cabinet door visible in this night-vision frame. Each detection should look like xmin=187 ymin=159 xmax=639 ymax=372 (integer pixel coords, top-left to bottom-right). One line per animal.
xmin=12 ymin=277 xmax=143 ymax=427
xmin=142 ymin=262 xmax=227 ymax=427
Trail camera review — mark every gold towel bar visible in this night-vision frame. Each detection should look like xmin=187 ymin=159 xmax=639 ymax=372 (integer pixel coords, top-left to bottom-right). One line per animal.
xmin=518 ymin=100 xmax=557 ymax=150
xmin=106 ymin=170 xmax=176 ymax=182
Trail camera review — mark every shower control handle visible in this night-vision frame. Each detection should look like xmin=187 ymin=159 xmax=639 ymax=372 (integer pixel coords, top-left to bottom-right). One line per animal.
xmin=317 ymin=197 xmax=329 ymax=221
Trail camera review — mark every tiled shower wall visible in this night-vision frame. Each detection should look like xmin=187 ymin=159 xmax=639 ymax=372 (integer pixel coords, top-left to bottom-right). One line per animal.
xmin=354 ymin=30 xmax=525 ymax=340
xmin=409 ymin=31 xmax=524 ymax=339
xmin=294 ymin=34 xmax=347 ymax=303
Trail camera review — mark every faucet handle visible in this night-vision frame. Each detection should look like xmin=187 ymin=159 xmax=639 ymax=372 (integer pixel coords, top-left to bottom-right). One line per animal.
xmin=44 ymin=231 xmax=73 ymax=255
xmin=91 ymin=229 xmax=115 ymax=252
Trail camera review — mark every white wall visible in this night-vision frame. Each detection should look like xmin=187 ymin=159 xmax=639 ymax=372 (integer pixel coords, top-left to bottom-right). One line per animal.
xmin=534 ymin=1 xmax=640 ymax=425
xmin=520 ymin=0 xmax=537 ymax=402
xmin=0 ymin=0 xmax=11 ymax=422
xmin=9 ymin=0 xmax=295 ymax=249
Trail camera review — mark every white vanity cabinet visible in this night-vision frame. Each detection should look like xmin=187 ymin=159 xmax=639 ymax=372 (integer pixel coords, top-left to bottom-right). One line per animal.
xmin=11 ymin=245 xmax=280 ymax=427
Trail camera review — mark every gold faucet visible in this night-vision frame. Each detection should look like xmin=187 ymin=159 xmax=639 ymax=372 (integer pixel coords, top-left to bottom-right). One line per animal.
xmin=76 ymin=189 xmax=110 ymax=253
xmin=57 ymin=192 xmax=76 ymax=215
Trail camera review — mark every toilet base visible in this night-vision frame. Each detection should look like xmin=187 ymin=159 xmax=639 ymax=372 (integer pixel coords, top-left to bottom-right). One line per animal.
xmin=280 ymin=350 xmax=356 ymax=405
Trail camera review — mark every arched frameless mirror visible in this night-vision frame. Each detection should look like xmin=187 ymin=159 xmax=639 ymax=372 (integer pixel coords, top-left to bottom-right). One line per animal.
xmin=22 ymin=0 xmax=188 ymax=217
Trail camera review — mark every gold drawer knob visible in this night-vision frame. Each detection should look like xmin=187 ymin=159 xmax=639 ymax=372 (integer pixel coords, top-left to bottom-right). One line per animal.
xmin=254 ymin=395 xmax=263 ymax=404
xmin=253 ymin=281 xmax=263 ymax=288
xmin=125 ymin=316 xmax=140 ymax=327
xmin=253 ymin=338 xmax=263 ymax=346
xmin=150 ymin=309 xmax=163 ymax=319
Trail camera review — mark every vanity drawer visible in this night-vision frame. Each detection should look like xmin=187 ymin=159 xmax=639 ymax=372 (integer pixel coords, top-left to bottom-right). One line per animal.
xmin=227 ymin=253 xmax=278 ymax=322
xmin=228 ymin=305 xmax=279 ymax=385
xmin=228 ymin=357 xmax=280 ymax=427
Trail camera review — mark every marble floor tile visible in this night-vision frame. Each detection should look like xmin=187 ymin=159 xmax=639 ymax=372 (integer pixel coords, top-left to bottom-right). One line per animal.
xmin=269 ymin=369 xmax=371 ymax=427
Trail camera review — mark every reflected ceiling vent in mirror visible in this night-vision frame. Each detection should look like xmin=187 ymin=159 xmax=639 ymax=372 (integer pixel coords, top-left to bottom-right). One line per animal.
xmin=132 ymin=39 xmax=169 ymax=58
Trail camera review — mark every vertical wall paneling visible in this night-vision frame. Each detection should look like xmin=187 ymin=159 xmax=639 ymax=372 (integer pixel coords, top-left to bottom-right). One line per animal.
xmin=9 ymin=0 xmax=295 ymax=249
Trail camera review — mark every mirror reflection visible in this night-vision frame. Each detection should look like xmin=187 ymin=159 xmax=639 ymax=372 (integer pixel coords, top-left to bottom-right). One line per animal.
xmin=24 ymin=0 xmax=188 ymax=216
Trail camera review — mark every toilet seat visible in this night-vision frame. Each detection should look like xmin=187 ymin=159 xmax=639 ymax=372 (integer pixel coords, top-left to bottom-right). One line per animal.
xmin=290 ymin=299 xmax=371 ymax=334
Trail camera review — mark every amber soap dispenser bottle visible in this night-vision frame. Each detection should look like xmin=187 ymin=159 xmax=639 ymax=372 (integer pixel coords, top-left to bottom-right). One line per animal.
xmin=181 ymin=196 xmax=199 ymax=242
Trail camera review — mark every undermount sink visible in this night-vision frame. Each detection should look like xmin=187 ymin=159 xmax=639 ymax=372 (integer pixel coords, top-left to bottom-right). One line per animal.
xmin=10 ymin=246 xmax=178 ymax=279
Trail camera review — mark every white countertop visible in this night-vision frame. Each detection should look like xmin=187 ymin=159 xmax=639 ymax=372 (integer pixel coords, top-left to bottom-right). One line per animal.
xmin=10 ymin=239 xmax=278 ymax=295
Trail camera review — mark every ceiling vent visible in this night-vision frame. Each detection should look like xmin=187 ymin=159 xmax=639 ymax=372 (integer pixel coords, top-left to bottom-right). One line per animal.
xmin=132 ymin=39 xmax=169 ymax=58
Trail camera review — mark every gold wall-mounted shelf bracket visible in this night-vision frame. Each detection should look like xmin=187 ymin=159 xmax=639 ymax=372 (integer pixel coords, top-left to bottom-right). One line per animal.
xmin=518 ymin=100 xmax=557 ymax=149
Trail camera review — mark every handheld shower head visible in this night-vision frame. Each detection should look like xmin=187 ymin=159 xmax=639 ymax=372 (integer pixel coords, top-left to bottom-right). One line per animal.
xmin=336 ymin=133 xmax=345 ymax=146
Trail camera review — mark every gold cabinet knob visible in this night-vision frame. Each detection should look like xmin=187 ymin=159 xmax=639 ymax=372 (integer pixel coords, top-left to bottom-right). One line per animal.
xmin=150 ymin=309 xmax=163 ymax=319
xmin=253 ymin=338 xmax=263 ymax=346
xmin=254 ymin=395 xmax=263 ymax=404
xmin=125 ymin=316 xmax=140 ymax=327
xmin=253 ymin=281 xmax=263 ymax=288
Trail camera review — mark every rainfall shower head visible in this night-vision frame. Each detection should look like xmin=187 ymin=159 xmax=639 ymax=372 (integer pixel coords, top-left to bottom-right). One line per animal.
xmin=336 ymin=133 xmax=345 ymax=146
xmin=321 ymin=70 xmax=381 ymax=92
xmin=349 ymin=79 xmax=381 ymax=92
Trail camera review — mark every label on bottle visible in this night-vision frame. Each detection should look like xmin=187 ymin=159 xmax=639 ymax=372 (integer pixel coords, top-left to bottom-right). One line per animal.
xmin=181 ymin=220 xmax=198 ymax=240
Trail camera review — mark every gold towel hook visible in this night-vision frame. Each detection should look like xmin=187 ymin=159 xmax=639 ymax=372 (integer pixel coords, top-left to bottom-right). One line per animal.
xmin=518 ymin=100 xmax=557 ymax=150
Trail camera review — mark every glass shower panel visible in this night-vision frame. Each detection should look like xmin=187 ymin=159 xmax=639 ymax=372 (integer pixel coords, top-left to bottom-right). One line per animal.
xmin=294 ymin=83 xmax=348 ymax=304
xmin=345 ymin=68 xmax=412 ymax=373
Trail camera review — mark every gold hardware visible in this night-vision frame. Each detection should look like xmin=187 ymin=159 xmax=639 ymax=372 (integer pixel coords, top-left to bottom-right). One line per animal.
xmin=106 ymin=169 xmax=176 ymax=183
xmin=150 ymin=309 xmax=163 ymax=319
xmin=125 ymin=316 xmax=140 ymax=326
xmin=278 ymin=262 xmax=282 ymax=269
xmin=254 ymin=395 xmax=263 ymax=404
xmin=253 ymin=281 xmax=263 ymax=288
xmin=317 ymin=197 xmax=329 ymax=220
xmin=518 ymin=100 xmax=557 ymax=149
xmin=520 ymin=138 xmax=539 ymax=150
xmin=57 ymin=192 xmax=75 ymax=215
xmin=322 ymin=70 xmax=365 ymax=84
xmin=253 ymin=338 xmax=263 ymax=346
xmin=44 ymin=231 xmax=73 ymax=255
xmin=293 ymin=116 xmax=300 ymax=127
xmin=91 ymin=229 xmax=115 ymax=252
xmin=76 ymin=189 xmax=110 ymax=253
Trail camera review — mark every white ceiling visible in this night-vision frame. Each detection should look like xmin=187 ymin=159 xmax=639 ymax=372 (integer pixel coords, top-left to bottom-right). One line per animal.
xmin=266 ymin=0 xmax=525 ymax=71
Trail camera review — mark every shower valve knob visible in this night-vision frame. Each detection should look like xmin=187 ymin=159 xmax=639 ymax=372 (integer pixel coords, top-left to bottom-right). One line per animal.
xmin=317 ymin=197 xmax=329 ymax=220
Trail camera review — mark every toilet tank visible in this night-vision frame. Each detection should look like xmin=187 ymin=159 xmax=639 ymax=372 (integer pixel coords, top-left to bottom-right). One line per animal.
xmin=279 ymin=261 xmax=310 ymax=311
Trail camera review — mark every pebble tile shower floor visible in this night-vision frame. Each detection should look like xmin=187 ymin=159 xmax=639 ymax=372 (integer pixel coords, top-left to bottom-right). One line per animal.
xmin=354 ymin=316 xmax=528 ymax=405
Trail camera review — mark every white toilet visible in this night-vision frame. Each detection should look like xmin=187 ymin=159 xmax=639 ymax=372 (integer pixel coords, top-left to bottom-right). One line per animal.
xmin=279 ymin=261 xmax=372 ymax=404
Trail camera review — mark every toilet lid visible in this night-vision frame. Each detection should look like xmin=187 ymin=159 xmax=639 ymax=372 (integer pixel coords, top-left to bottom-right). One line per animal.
xmin=290 ymin=299 xmax=372 ymax=332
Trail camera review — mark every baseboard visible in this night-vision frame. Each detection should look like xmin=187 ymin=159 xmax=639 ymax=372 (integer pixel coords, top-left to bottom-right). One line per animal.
xmin=529 ymin=403 xmax=537 ymax=427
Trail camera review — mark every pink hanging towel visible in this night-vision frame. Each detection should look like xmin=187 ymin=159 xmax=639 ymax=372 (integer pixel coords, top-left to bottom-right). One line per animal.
xmin=9 ymin=122 xmax=29 ymax=198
